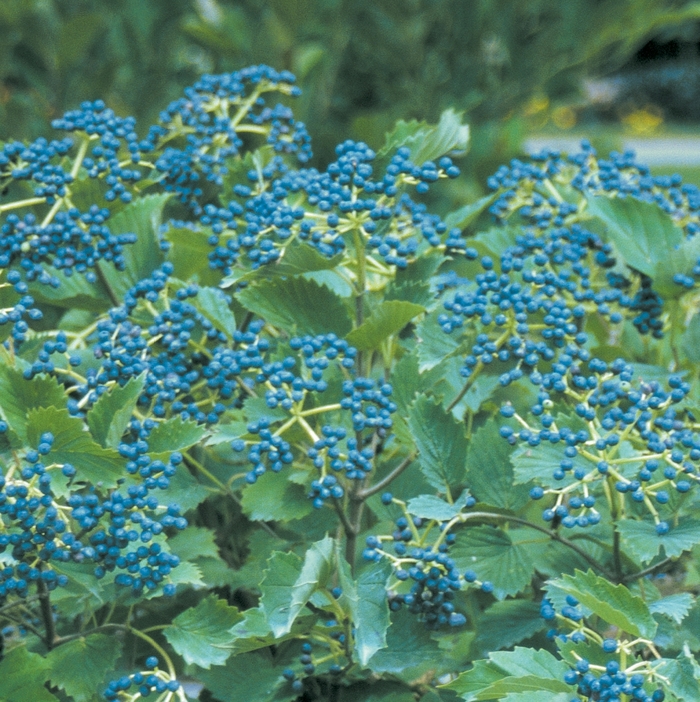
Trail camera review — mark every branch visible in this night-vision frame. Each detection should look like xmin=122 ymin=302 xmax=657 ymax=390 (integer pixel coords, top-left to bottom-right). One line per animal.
xmin=622 ymin=557 xmax=673 ymax=584
xmin=358 ymin=453 xmax=417 ymax=500
xmin=456 ymin=512 xmax=616 ymax=581
xmin=37 ymin=579 xmax=57 ymax=650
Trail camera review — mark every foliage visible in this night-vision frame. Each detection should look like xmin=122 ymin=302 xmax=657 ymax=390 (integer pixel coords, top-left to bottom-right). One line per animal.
xmin=1 ymin=64 xmax=700 ymax=702
xmin=3 ymin=0 xmax=700 ymax=173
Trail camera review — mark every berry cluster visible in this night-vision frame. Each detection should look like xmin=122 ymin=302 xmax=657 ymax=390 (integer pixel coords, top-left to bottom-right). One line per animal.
xmin=501 ymin=358 xmax=696 ymax=533
xmin=363 ymin=494 xmax=488 ymax=629
xmin=104 ymin=657 xmax=182 ymax=701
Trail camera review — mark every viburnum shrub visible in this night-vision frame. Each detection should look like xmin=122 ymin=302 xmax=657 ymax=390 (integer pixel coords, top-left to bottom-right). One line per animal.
xmin=1 ymin=65 xmax=700 ymax=702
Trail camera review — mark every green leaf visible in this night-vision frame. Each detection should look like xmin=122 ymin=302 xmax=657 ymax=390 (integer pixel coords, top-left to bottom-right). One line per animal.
xmin=451 ymin=526 xmax=535 ymax=599
xmin=408 ymin=394 xmax=467 ymax=491
xmin=87 ymin=374 xmax=146 ymax=448
xmin=511 ymin=442 xmax=593 ymax=487
xmin=274 ymin=243 xmax=344 ymax=276
xmin=241 ymin=470 xmax=313 ymax=522
xmin=551 ymin=569 xmax=657 ymax=639
xmin=355 ymin=561 xmax=392 ymax=665
xmin=444 ymin=194 xmax=497 ymax=231
xmin=407 ymin=494 xmax=463 ymax=521
xmin=472 ymin=600 xmax=546 ymax=659
xmin=655 ymin=656 xmax=700 ymax=702
xmin=380 ymin=108 xmax=470 ymax=165
xmin=260 ymin=551 xmax=304 ymax=637
xmin=0 ymin=646 xmax=57 ymax=702
xmin=617 ymin=519 xmax=700 ymax=563
xmin=165 ymin=463 xmax=212 ymax=512
xmin=168 ymin=526 xmax=220 ymax=562
xmin=47 ymin=634 xmax=122 ymax=702
xmin=0 ymin=367 xmax=66 ymax=441
xmin=194 ymin=287 xmax=237 ymax=339
xmin=284 ymin=536 xmax=335 ymax=634
xmin=347 ymin=300 xmax=425 ymax=350
xmin=228 ymin=608 xmax=317 ymax=654
xmin=586 ymin=196 xmax=683 ymax=277
xmin=236 ymin=276 xmax=352 ymax=336
xmin=466 ymin=424 xmax=530 ymax=510
xmin=26 ymin=407 xmax=124 ymax=489
xmin=147 ymin=415 xmax=208 ymax=455
xmin=97 ymin=193 xmax=170 ymax=298
xmin=368 ymin=610 xmax=443 ymax=679
xmin=415 ymin=309 xmax=460 ymax=372
xmin=682 ymin=314 xmax=700 ymax=362
xmin=444 ymin=648 xmax=570 ymax=700
xmin=196 ymin=649 xmax=296 ymax=702
xmin=650 ymin=593 xmax=695 ymax=624
xmin=163 ymin=224 xmax=221 ymax=285
xmin=164 ymin=595 xmax=242 ymax=668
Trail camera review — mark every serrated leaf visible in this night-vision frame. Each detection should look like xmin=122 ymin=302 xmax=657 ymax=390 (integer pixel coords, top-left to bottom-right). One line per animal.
xmin=97 ymin=193 xmax=170 ymax=299
xmin=444 ymin=647 xmax=569 ymax=700
xmin=164 ymin=595 xmax=242 ymax=668
xmin=553 ymin=569 xmax=657 ymax=639
xmin=236 ymin=276 xmax=352 ymax=336
xmin=380 ymin=109 xmax=469 ymax=165
xmin=163 ymin=224 xmax=221 ymax=284
xmin=26 ymin=406 xmax=124 ymax=488
xmin=407 ymin=494 xmax=462 ymax=521
xmin=467 ymin=424 xmax=530 ymax=510
xmin=168 ymin=526 xmax=220 ymax=562
xmin=284 ymin=536 xmax=335 ymax=634
xmin=228 ymin=608 xmax=317 ymax=655
xmin=650 ymin=593 xmax=695 ymax=624
xmin=451 ymin=526 xmax=535 ymax=599
xmin=241 ymin=470 xmax=313 ymax=522
xmin=416 ymin=308 xmax=460 ymax=372
xmin=472 ymin=600 xmax=546 ymax=659
xmin=0 ymin=367 xmax=67 ymax=441
xmin=260 ymin=551 xmax=304 ymax=637
xmin=617 ymin=519 xmax=700 ymax=563
xmin=355 ymin=561 xmax=392 ymax=665
xmin=444 ymin=194 xmax=497 ymax=231
xmin=346 ymin=300 xmax=424 ymax=351
xmin=368 ymin=609 xmax=443 ymax=678
xmin=47 ymin=634 xmax=122 ymax=702
xmin=165 ymin=464 xmax=212 ymax=512
xmin=147 ymin=415 xmax=208 ymax=455
xmin=586 ymin=196 xmax=682 ymax=277
xmin=0 ymin=646 xmax=57 ymax=702
xmin=196 ymin=649 xmax=297 ymax=702
xmin=87 ymin=374 xmax=146 ymax=448
xmin=194 ymin=287 xmax=237 ymax=339
xmin=655 ymin=656 xmax=700 ymax=702
xmin=408 ymin=394 xmax=467 ymax=491
xmin=274 ymin=243 xmax=344 ymax=276
xmin=510 ymin=442 xmax=594 ymax=487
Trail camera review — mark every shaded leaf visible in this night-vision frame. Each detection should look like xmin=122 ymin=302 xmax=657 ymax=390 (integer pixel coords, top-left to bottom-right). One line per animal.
xmin=0 ymin=646 xmax=57 ymax=702
xmin=617 ymin=518 xmax=700 ymax=563
xmin=87 ymin=374 xmax=146 ymax=448
xmin=237 ymin=276 xmax=352 ymax=336
xmin=451 ymin=526 xmax=535 ymax=599
xmin=164 ymin=595 xmax=242 ymax=669
xmin=407 ymin=394 xmax=467 ymax=491
xmin=47 ymin=634 xmax=122 ymax=702
xmin=241 ymin=471 xmax=313 ymax=522
xmin=346 ymin=300 xmax=424 ymax=351
xmin=551 ymin=569 xmax=657 ymax=639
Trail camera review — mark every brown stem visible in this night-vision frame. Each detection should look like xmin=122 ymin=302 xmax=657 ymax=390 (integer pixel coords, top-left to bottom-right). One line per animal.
xmin=359 ymin=453 xmax=416 ymax=499
xmin=37 ymin=579 xmax=56 ymax=650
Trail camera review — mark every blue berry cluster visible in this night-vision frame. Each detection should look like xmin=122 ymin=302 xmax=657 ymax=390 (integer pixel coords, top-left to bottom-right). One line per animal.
xmin=363 ymin=495 xmax=487 ymax=629
xmin=104 ymin=657 xmax=181 ymax=700
xmin=142 ymin=66 xmax=311 ymax=214
xmin=501 ymin=357 xmax=696 ymax=533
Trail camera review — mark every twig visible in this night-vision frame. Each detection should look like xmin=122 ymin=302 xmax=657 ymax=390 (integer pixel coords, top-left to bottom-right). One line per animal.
xmin=358 ymin=453 xmax=416 ymax=499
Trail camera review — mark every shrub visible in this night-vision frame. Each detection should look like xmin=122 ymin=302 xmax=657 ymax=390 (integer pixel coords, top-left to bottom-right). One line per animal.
xmin=0 ymin=65 xmax=699 ymax=702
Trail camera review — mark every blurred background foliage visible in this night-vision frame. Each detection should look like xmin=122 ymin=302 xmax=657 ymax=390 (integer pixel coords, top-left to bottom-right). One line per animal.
xmin=3 ymin=0 xmax=700 ymax=194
